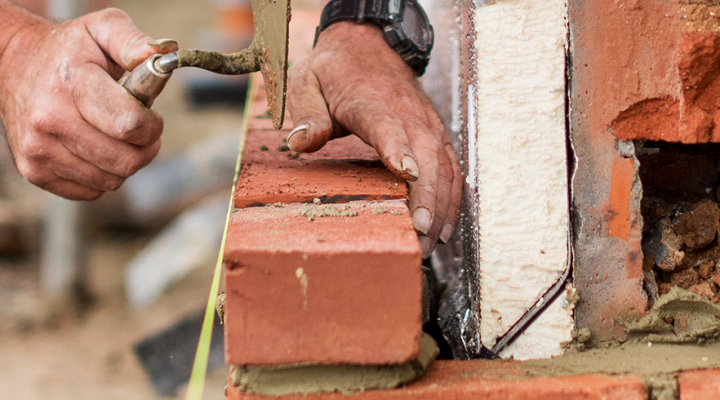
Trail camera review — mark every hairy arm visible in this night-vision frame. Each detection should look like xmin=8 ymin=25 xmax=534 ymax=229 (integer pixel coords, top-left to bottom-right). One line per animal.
xmin=0 ymin=2 xmax=176 ymax=200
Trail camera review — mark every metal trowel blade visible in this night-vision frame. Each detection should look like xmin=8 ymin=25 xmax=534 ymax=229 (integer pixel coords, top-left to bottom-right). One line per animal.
xmin=251 ymin=0 xmax=291 ymax=129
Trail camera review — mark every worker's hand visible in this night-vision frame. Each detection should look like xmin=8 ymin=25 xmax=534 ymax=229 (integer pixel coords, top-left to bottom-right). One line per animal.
xmin=0 ymin=7 xmax=177 ymax=200
xmin=287 ymin=21 xmax=462 ymax=258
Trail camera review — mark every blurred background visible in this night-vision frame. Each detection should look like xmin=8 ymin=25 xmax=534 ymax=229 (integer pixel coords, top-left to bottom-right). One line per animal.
xmin=0 ymin=0 xmax=258 ymax=398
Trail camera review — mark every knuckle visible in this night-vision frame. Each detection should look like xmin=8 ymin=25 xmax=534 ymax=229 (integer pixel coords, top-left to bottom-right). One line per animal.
xmin=115 ymin=151 xmax=147 ymax=177
xmin=112 ymin=112 xmax=161 ymax=145
xmin=16 ymin=160 xmax=45 ymax=186
xmin=111 ymin=112 xmax=141 ymax=137
xmin=74 ymin=189 xmax=104 ymax=201
xmin=18 ymin=133 xmax=50 ymax=163
xmin=104 ymin=175 xmax=126 ymax=191
xmin=85 ymin=172 xmax=116 ymax=192
xmin=30 ymin=112 xmax=58 ymax=137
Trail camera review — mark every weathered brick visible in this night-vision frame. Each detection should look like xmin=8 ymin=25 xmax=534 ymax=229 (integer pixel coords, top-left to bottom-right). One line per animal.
xmin=567 ymin=1 xmax=720 ymax=144
xmin=679 ymin=369 xmax=720 ymax=400
xmin=570 ymin=0 xmax=649 ymax=340
xmin=223 ymin=200 xmax=422 ymax=366
xmin=225 ymin=360 xmax=648 ymax=399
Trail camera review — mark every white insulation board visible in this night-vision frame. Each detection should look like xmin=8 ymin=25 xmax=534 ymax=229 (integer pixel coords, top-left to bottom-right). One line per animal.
xmin=475 ymin=0 xmax=573 ymax=360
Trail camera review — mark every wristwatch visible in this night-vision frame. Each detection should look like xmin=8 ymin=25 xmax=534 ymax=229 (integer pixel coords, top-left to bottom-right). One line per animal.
xmin=314 ymin=0 xmax=434 ymax=76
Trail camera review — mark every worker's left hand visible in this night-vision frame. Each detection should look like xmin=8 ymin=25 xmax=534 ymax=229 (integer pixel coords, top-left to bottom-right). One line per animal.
xmin=0 ymin=7 xmax=177 ymax=200
xmin=286 ymin=21 xmax=462 ymax=258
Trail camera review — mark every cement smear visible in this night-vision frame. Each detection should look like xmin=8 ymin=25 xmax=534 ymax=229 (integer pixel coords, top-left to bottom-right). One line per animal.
xmin=517 ymin=340 xmax=720 ymax=377
xmin=625 ymin=286 xmax=720 ymax=344
xmin=230 ymin=333 xmax=440 ymax=396
xmin=300 ymin=204 xmax=358 ymax=221
xmin=511 ymin=288 xmax=720 ymax=379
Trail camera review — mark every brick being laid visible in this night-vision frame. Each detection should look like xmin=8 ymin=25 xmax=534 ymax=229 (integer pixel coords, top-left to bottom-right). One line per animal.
xmin=222 ymin=199 xmax=422 ymax=366
xmin=235 ymin=129 xmax=407 ymax=208
xmin=474 ymin=0 xmax=573 ymax=360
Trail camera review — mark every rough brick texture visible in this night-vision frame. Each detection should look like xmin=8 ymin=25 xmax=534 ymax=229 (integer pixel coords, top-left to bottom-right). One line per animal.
xmin=223 ymin=200 xmax=422 ymax=366
xmin=569 ymin=0 xmax=649 ymax=340
xmin=570 ymin=1 xmax=720 ymax=144
xmin=235 ymin=129 xmax=407 ymax=208
xmin=679 ymin=369 xmax=720 ymax=400
xmin=226 ymin=360 xmax=648 ymax=399
xmin=247 ymin=87 xmax=292 ymax=131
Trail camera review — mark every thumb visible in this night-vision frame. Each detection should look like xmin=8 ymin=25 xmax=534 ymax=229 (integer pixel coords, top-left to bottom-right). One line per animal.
xmin=82 ymin=8 xmax=178 ymax=72
xmin=286 ymin=68 xmax=335 ymax=153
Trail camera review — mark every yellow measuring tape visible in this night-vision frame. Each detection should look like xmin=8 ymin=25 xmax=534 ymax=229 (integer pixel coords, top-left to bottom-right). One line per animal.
xmin=185 ymin=73 xmax=257 ymax=400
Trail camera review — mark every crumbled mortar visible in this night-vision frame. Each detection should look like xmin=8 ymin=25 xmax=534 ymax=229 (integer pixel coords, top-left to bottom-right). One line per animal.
xmin=300 ymin=204 xmax=358 ymax=221
xmin=624 ymin=287 xmax=720 ymax=344
xmin=215 ymin=292 xmax=226 ymax=324
xmin=645 ymin=375 xmax=678 ymax=400
xmin=373 ymin=206 xmax=388 ymax=215
xmin=230 ymin=333 xmax=440 ymax=396
xmin=642 ymin=198 xmax=720 ymax=305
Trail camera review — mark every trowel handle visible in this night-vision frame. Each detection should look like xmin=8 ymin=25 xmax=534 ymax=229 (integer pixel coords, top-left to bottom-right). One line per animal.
xmin=122 ymin=54 xmax=172 ymax=108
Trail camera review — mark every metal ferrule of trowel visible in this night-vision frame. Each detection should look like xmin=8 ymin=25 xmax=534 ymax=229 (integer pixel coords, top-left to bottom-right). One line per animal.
xmin=121 ymin=0 xmax=290 ymax=129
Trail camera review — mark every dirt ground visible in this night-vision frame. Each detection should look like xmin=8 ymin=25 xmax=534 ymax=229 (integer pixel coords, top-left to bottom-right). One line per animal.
xmin=0 ymin=0 xmax=246 ymax=398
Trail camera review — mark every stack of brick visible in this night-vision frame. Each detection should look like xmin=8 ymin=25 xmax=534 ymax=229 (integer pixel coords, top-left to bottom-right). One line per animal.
xmin=221 ymin=73 xmax=651 ymax=400
xmin=223 ymin=96 xmax=423 ymax=366
xmin=222 ymin=65 xmax=427 ymax=387
xmin=220 ymin=4 xmax=720 ymax=399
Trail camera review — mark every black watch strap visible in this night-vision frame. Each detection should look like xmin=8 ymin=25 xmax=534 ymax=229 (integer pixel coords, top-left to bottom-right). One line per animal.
xmin=314 ymin=0 xmax=432 ymax=76
xmin=314 ymin=0 xmax=401 ymax=46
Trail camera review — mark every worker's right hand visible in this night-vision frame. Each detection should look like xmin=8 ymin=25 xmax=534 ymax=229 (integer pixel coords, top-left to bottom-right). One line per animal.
xmin=0 ymin=7 xmax=177 ymax=200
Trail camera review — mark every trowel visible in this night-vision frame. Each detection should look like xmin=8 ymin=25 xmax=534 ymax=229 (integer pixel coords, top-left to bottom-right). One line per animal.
xmin=121 ymin=0 xmax=291 ymax=129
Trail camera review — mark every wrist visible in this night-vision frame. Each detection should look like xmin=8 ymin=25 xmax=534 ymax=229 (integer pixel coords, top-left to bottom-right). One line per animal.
xmin=316 ymin=21 xmax=386 ymax=48
xmin=315 ymin=0 xmax=433 ymax=75
xmin=0 ymin=2 xmax=50 ymax=118
xmin=0 ymin=1 xmax=47 ymax=59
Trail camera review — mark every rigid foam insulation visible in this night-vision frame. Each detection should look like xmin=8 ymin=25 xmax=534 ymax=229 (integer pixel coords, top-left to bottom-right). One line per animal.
xmin=475 ymin=0 xmax=573 ymax=360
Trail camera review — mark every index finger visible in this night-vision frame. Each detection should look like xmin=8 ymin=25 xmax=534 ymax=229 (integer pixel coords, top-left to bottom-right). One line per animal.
xmin=83 ymin=8 xmax=174 ymax=72
xmin=334 ymin=96 xmax=419 ymax=181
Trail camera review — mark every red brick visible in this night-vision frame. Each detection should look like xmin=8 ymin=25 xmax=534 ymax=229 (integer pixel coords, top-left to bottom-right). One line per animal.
xmin=226 ymin=360 xmax=648 ymax=399
xmin=567 ymin=1 xmax=720 ymax=144
xmin=679 ymin=369 xmax=720 ymax=400
xmin=235 ymin=161 xmax=407 ymax=208
xmin=248 ymin=91 xmax=292 ymax=131
xmin=570 ymin=0 xmax=649 ymax=340
xmin=223 ymin=200 xmax=422 ymax=366
xmin=236 ymin=130 xmax=406 ymax=208
xmin=242 ymin=129 xmax=379 ymax=165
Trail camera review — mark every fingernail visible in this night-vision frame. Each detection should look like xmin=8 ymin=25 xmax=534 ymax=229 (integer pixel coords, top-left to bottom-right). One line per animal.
xmin=401 ymin=155 xmax=419 ymax=179
xmin=412 ymin=207 xmax=432 ymax=235
xmin=287 ymin=124 xmax=309 ymax=148
xmin=147 ymin=38 xmax=177 ymax=49
xmin=439 ymin=224 xmax=455 ymax=244
xmin=419 ymin=236 xmax=435 ymax=259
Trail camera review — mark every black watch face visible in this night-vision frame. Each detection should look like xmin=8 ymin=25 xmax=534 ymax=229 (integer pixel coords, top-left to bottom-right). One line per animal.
xmin=401 ymin=1 xmax=430 ymax=50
